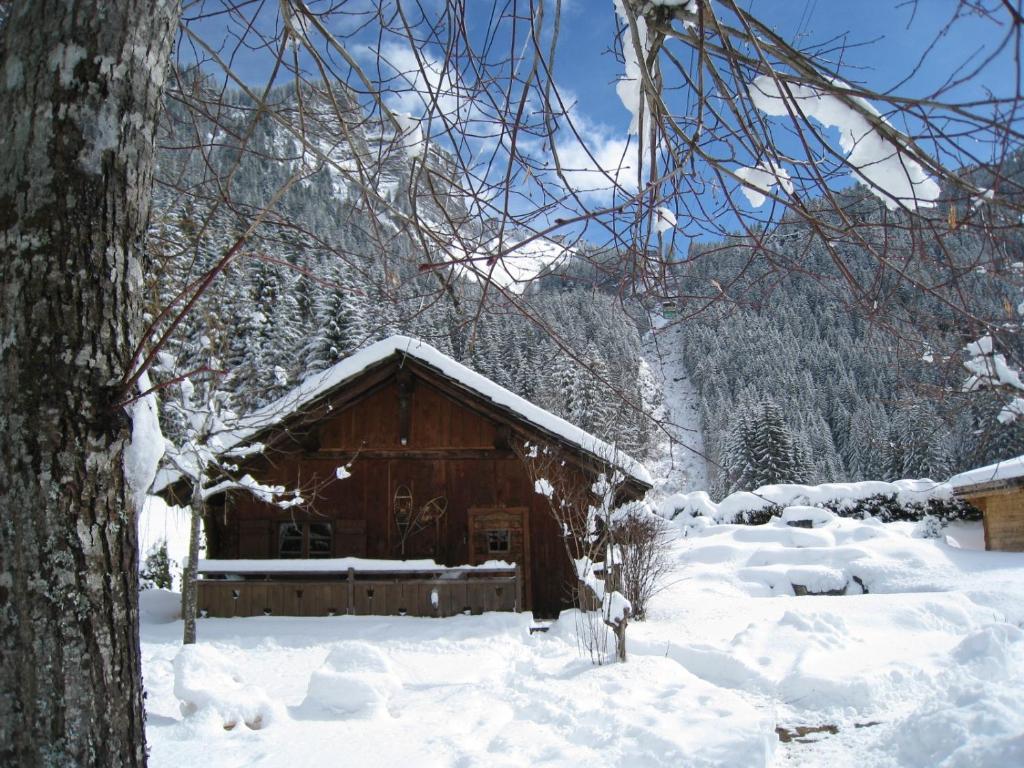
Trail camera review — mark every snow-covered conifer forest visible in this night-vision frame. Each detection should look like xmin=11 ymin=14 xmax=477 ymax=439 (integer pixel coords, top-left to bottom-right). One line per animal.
xmin=150 ymin=82 xmax=1024 ymax=494
xmin=4 ymin=1 xmax=1024 ymax=766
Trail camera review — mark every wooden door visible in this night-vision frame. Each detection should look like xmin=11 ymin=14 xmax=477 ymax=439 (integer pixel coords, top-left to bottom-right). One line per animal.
xmin=468 ymin=507 xmax=528 ymax=567
xmin=468 ymin=507 xmax=530 ymax=611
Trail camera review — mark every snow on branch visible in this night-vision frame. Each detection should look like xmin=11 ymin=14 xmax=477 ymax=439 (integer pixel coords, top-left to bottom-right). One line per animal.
xmin=748 ymin=75 xmax=940 ymax=211
xmin=735 ymin=162 xmax=794 ymax=208
xmin=653 ymin=207 xmax=677 ymax=234
xmin=202 ymin=473 xmax=304 ymax=506
xmin=223 ymin=442 xmax=265 ymax=459
xmin=613 ymin=0 xmax=652 ymax=135
xmin=124 ymin=370 xmax=167 ymax=509
xmin=963 ymin=335 xmax=1024 ymax=424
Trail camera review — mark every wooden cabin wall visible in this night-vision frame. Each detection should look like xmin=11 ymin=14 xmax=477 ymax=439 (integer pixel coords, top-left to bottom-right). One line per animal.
xmin=212 ymin=371 xmax=580 ymax=617
xmin=965 ymin=491 xmax=1024 ymax=551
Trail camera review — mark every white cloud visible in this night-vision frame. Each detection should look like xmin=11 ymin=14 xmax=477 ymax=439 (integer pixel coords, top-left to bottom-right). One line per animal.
xmin=375 ymin=42 xmax=467 ymax=122
xmin=544 ymin=95 xmax=643 ymax=200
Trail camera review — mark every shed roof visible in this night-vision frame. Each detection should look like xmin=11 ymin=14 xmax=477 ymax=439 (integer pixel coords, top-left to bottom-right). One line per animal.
xmin=948 ymin=455 xmax=1024 ymax=495
xmin=200 ymin=335 xmax=652 ymax=487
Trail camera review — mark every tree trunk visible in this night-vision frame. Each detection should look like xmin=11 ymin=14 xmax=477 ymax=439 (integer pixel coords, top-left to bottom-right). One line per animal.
xmin=612 ymin=618 xmax=628 ymax=662
xmin=0 ymin=2 xmax=177 ymax=765
xmin=182 ymin=478 xmax=205 ymax=645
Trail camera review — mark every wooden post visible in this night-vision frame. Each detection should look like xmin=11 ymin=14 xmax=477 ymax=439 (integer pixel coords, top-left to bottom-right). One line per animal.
xmin=515 ymin=564 xmax=524 ymax=613
xmin=614 ymin=618 xmax=628 ymax=662
xmin=347 ymin=568 xmax=355 ymax=615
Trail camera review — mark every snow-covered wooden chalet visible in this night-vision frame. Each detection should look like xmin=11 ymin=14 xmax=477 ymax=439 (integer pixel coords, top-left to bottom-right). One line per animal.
xmin=950 ymin=455 xmax=1024 ymax=551
xmin=159 ymin=335 xmax=652 ymax=619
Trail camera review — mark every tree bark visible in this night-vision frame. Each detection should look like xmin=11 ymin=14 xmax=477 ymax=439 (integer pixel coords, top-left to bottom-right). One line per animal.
xmin=0 ymin=1 xmax=177 ymax=765
xmin=182 ymin=477 xmax=205 ymax=645
xmin=612 ymin=618 xmax=627 ymax=663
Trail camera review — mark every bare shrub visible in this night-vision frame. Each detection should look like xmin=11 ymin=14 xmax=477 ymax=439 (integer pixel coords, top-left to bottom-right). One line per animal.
xmin=515 ymin=441 xmax=635 ymax=662
xmin=608 ymin=504 xmax=674 ymax=621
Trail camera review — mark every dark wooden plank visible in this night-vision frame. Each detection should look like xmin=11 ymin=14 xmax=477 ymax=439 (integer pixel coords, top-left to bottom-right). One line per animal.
xmin=305 ymin=449 xmax=515 ymax=460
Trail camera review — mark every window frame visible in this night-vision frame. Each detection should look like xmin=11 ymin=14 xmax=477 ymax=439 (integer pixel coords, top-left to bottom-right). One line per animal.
xmin=277 ymin=521 xmax=334 ymax=559
xmin=485 ymin=528 xmax=511 ymax=554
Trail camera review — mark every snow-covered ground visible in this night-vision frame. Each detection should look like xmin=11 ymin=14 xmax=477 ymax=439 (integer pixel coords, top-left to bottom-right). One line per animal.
xmin=141 ymin=511 xmax=1024 ymax=767
xmin=642 ymin=321 xmax=709 ymax=493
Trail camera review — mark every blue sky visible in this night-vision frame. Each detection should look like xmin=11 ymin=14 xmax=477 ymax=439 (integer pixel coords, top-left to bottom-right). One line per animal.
xmin=182 ymin=1 xmax=1021 ymax=246
xmin=554 ymin=1 xmax=1018 ymax=154
xmin=186 ymin=1 xmax=1019 ymax=128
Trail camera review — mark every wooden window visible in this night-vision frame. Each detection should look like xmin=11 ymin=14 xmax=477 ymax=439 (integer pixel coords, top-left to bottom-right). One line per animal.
xmin=279 ymin=522 xmax=304 ymax=558
xmin=278 ymin=522 xmax=333 ymax=558
xmin=308 ymin=523 xmax=333 ymax=558
xmin=486 ymin=529 xmax=510 ymax=554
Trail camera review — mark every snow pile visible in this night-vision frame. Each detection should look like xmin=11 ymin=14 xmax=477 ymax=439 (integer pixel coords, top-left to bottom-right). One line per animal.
xmin=173 ymin=644 xmax=281 ymax=731
xmin=653 ymin=608 xmax=886 ymax=711
xmin=139 ymin=588 xmax=181 ymax=624
xmin=729 ymin=514 xmax=878 ymax=596
xmin=303 ymin=643 xmax=402 ymax=717
xmin=635 ymin=513 xmax=1024 ymax=747
xmin=780 ymin=505 xmax=835 ymax=528
xmin=141 ymin=509 xmax=1024 ymax=767
xmin=674 ymin=511 xmax=985 ymax=598
xmin=748 ymin=75 xmax=940 ymax=210
xmin=888 ymin=624 xmax=1024 ymax=767
xmin=659 ymin=478 xmax=951 ymax=524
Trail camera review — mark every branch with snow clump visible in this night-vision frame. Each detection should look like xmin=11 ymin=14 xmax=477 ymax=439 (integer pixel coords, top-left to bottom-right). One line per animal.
xmin=748 ymin=75 xmax=940 ymax=211
xmin=734 ymin=162 xmax=793 ymax=208
xmin=124 ymin=370 xmax=166 ymax=511
xmin=962 ymin=335 xmax=1024 ymax=424
xmin=653 ymin=206 xmax=677 ymax=234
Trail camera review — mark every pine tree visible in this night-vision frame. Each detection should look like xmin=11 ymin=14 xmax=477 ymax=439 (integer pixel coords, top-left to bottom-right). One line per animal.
xmin=720 ymin=399 xmax=758 ymax=495
xmin=304 ymin=273 xmax=369 ymax=373
xmin=721 ymin=398 xmax=809 ymax=494
xmin=891 ymin=403 xmax=953 ymax=479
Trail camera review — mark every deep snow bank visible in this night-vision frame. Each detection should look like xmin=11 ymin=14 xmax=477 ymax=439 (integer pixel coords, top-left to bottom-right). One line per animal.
xmin=658 ymin=479 xmax=952 ymax=525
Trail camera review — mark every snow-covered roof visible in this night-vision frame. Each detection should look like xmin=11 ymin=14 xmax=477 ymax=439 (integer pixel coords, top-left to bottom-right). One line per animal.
xmin=224 ymin=335 xmax=652 ymax=486
xmin=948 ymin=455 xmax=1024 ymax=492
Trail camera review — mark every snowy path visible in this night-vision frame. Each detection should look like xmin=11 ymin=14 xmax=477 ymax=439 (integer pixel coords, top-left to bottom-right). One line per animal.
xmin=141 ymin=608 xmax=773 ymax=767
xmin=642 ymin=323 xmax=709 ymax=494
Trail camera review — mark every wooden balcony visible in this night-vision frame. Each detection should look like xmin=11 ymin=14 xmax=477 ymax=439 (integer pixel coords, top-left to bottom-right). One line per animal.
xmin=195 ymin=560 xmax=523 ymax=618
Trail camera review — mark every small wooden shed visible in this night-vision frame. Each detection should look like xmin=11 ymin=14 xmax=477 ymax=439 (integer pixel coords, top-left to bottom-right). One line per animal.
xmin=157 ymin=335 xmax=652 ymax=619
xmin=949 ymin=456 xmax=1024 ymax=551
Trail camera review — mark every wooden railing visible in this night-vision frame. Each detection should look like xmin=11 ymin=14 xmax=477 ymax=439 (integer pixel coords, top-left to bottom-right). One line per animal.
xmin=196 ymin=565 xmax=522 ymax=618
